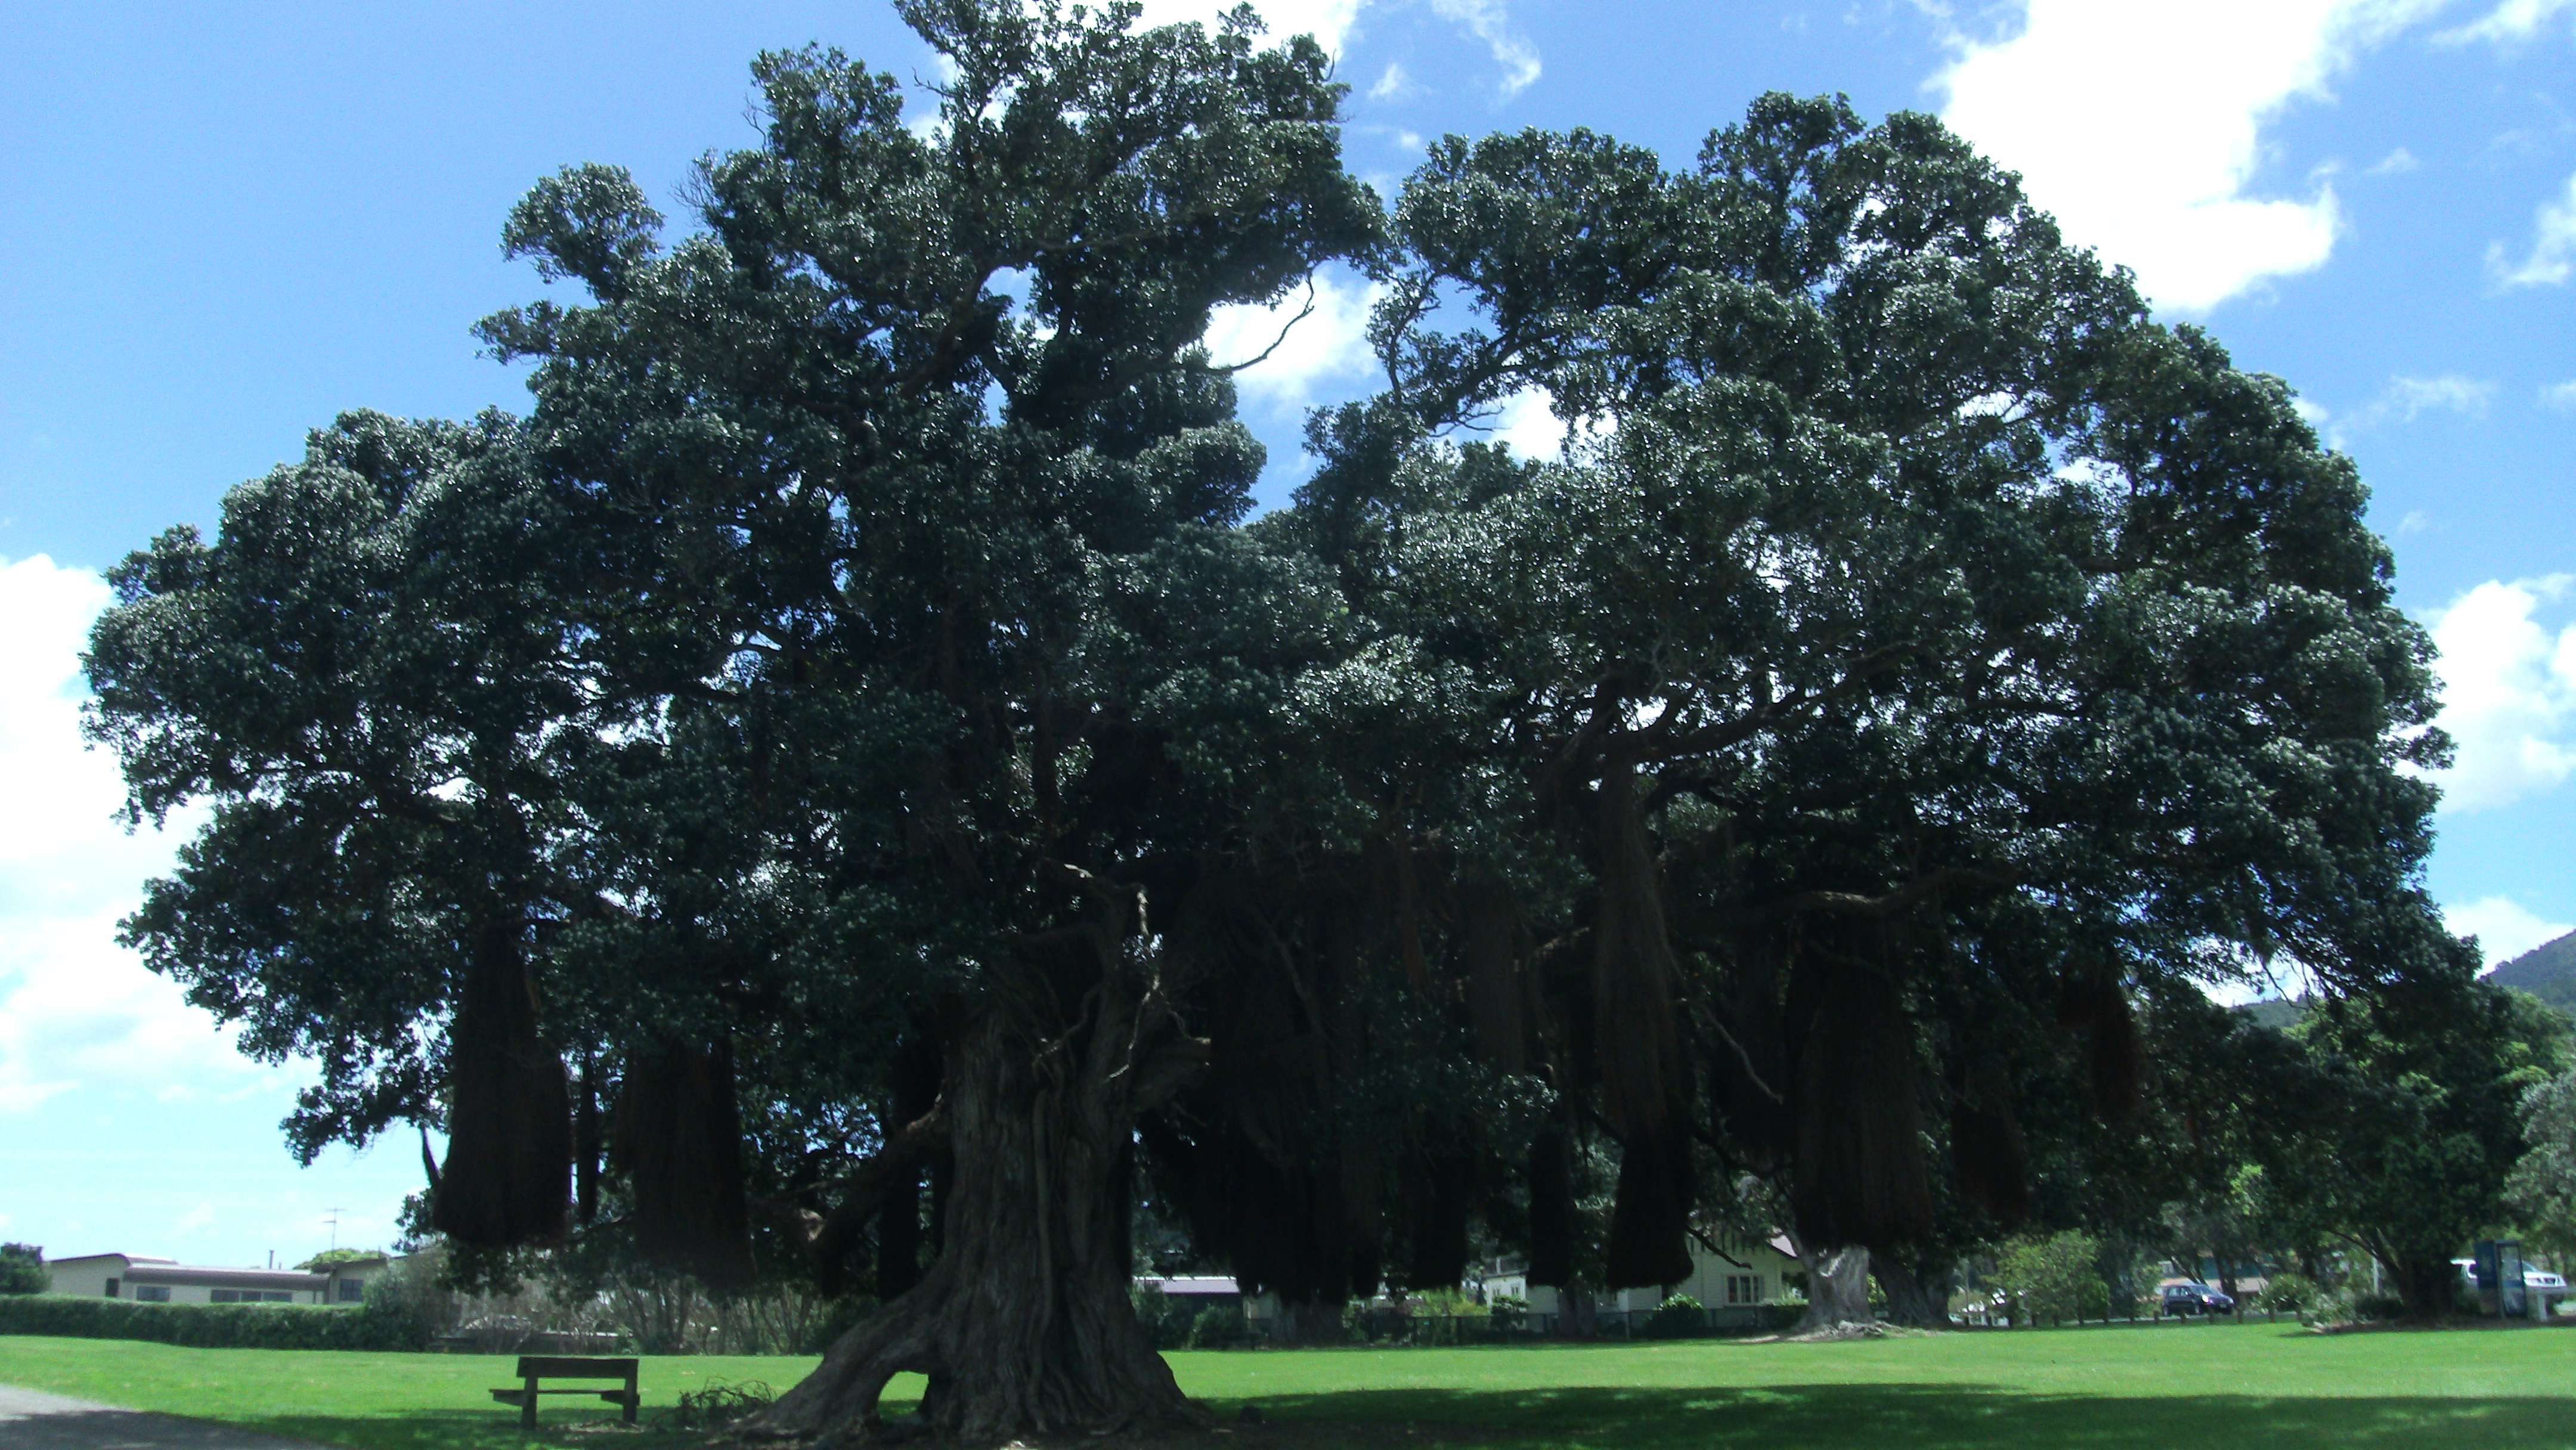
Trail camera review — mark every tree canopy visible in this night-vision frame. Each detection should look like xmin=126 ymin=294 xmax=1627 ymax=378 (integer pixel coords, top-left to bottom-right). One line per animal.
xmin=88 ymin=1 xmax=2471 ymax=1438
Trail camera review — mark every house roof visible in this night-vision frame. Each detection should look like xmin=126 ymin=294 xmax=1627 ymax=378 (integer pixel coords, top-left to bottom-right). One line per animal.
xmin=45 ymin=1254 xmax=177 ymax=1268
xmin=124 ymin=1266 xmax=327 ymax=1291
xmin=1136 ymin=1275 xmax=1240 ymax=1294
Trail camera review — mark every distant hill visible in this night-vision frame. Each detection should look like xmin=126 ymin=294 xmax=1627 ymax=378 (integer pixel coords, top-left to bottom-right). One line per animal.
xmin=2235 ymin=996 xmax=2310 ymax=1032
xmin=2488 ymin=931 xmax=2576 ymax=1017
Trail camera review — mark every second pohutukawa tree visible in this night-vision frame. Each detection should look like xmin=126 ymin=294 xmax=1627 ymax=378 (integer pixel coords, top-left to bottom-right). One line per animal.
xmin=86 ymin=1 xmax=2460 ymax=1441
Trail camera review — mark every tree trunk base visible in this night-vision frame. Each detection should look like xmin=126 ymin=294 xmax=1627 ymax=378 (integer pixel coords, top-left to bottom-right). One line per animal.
xmin=754 ymin=995 xmax=1201 ymax=1447
xmin=754 ymin=1263 xmax=1201 ymax=1447
xmin=1874 ymin=1257 xmax=1950 ymax=1328
xmin=1795 ymin=1245 xmax=1873 ymax=1334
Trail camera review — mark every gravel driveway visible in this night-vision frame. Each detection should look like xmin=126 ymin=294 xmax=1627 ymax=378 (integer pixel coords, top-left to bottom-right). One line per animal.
xmin=0 ymin=1384 xmax=324 ymax=1450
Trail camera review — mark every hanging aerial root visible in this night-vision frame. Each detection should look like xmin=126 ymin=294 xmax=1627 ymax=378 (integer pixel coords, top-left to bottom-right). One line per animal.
xmin=1789 ymin=941 xmax=1934 ymax=1254
xmin=432 ymin=927 xmax=570 ymax=1247
xmin=615 ymin=1038 xmax=755 ymax=1290
xmin=1590 ymin=761 xmax=1696 ymax=1286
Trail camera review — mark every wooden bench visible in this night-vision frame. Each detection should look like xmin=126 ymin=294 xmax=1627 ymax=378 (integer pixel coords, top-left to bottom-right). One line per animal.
xmin=490 ymin=1355 xmax=639 ymax=1428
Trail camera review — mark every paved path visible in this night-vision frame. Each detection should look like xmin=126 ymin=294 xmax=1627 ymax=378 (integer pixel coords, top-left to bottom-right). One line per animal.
xmin=0 ymin=1384 xmax=324 ymax=1450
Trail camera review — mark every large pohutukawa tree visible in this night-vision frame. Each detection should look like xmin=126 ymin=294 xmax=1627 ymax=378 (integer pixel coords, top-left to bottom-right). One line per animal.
xmin=87 ymin=411 xmax=591 ymax=1247
xmin=484 ymin=4 xmax=1377 ymax=1437
xmin=88 ymin=13 xmax=2466 ymax=1444
xmin=1273 ymin=94 xmax=2457 ymax=1324
xmin=94 ymin=0 xmax=1374 ymax=1442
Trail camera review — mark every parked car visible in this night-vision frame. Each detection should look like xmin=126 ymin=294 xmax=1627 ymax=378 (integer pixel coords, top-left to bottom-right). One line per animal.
xmin=2159 ymin=1282 xmax=2236 ymax=1316
xmin=2455 ymin=1258 xmax=2569 ymax=1293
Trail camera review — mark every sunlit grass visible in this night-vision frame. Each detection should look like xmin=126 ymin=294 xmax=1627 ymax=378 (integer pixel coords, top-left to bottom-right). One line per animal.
xmin=5 ymin=1316 xmax=2574 ymax=1448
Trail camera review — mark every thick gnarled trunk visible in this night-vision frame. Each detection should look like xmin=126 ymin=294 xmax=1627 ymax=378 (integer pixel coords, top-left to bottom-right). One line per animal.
xmin=1873 ymin=1255 xmax=1950 ymax=1328
xmin=761 ymin=937 xmax=1202 ymax=1445
xmin=1795 ymin=1244 xmax=1873 ymax=1332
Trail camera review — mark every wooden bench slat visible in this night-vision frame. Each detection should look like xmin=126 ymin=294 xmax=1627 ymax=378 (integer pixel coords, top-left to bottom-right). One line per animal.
xmin=513 ymin=1355 xmax=639 ymax=1378
xmin=494 ymin=1357 xmax=641 ymax=1427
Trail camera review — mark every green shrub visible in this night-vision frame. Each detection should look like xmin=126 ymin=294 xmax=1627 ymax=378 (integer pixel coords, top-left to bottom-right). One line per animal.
xmin=0 ymin=1294 xmax=429 ymax=1350
xmin=1186 ymin=1302 xmax=1247 ymax=1348
xmin=1128 ymin=1284 xmax=1193 ymax=1350
xmin=2258 ymin=1272 xmax=2319 ymax=1316
xmin=2350 ymin=1293 xmax=2407 ymax=1321
xmin=1646 ymin=1293 xmax=1704 ymax=1339
xmin=0 ymin=1245 xmax=45 ymax=1297
xmin=1992 ymin=1231 xmax=2107 ymax=1325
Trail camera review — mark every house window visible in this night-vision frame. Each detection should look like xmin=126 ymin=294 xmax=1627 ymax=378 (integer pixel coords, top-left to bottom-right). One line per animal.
xmin=134 ymin=1286 xmax=172 ymax=1303
xmin=104 ymin=1278 xmax=119 ymax=1298
xmin=211 ymin=1289 xmax=240 ymax=1303
xmin=265 ymin=1291 xmax=295 ymax=1303
xmin=1724 ymin=1274 xmax=1761 ymax=1305
xmin=338 ymin=1281 xmax=365 ymax=1303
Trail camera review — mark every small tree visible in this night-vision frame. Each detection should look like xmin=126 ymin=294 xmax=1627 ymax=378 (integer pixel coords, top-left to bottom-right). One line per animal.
xmin=1992 ymin=1231 xmax=2104 ymax=1326
xmin=2506 ymin=1067 xmax=2576 ymax=1267
xmin=0 ymin=1244 xmax=46 ymax=1296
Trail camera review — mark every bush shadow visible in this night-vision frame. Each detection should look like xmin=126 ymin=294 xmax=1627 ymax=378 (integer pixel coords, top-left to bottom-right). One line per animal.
xmin=1216 ymin=1383 xmax=2574 ymax=1449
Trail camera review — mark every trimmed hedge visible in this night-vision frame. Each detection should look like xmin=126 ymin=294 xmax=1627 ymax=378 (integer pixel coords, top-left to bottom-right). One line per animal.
xmin=0 ymin=1294 xmax=429 ymax=1350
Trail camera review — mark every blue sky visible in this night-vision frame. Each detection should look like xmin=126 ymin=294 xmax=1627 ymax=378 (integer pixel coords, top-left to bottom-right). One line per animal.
xmin=2 ymin=0 xmax=2572 ymax=1269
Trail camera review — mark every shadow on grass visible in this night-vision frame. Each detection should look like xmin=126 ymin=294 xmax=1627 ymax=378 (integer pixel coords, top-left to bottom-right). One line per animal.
xmin=152 ymin=1381 xmax=2576 ymax=1450
xmin=1206 ymin=1383 xmax=2575 ymax=1450
xmin=199 ymin=1408 xmax=706 ymax=1450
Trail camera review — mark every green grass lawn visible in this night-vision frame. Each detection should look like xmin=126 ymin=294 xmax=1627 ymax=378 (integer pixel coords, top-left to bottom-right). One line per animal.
xmin=4 ymin=1319 xmax=2574 ymax=1449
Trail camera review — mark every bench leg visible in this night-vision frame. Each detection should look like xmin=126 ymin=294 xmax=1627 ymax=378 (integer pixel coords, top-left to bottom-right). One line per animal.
xmin=522 ymin=1377 xmax=538 ymax=1430
xmin=624 ymin=1375 xmax=639 ymax=1425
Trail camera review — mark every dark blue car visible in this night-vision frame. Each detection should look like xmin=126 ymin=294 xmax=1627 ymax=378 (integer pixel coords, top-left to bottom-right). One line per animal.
xmin=2159 ymin=1282 xmax=2236 ymax=1316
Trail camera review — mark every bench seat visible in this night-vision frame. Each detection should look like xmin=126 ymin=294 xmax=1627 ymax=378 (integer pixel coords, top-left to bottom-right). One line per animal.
xmin=490 ymin=1355 xmax=640 ymax=1427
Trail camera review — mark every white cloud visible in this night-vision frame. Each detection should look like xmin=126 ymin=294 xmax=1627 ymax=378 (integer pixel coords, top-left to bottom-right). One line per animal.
xmin=1428 ymin=0 xmax=1542 ymax=95
xmin=1126 ymin=0 xmax=1367 ymax=54
xmin=2540 ymin=379 xmax=2576 ymax=412
xmin=1932 ymin=1 xmax=2445 ymax=313
xmin=1370 ymin=61 xmax=1413 ymax=100
xmin=2365 ymin=146 xmax=2419 ymax=175
xmin=0 ymin=556 xmax=251 ymax=1114
xmin=1484 ymin=388 xmax=1616 ymax=460
xmin=1202 ymin=269 xmax=1382 ymax=408
xmin=2449 ymin=896 xmax=2575 ymax=968
xmin=175 ymin=1203 xmax=216 ymax=1236
xmin=2397 ymin=509 xmax=2431 ymax=535
xmin=1120 ymin=0 xmax=1539 ymax=94
xmin=2425 ymin=575 xmax=2576 ymax=812
xmin=2438 ymin=0 xmax=2576 ymax=44
xmin=2491 ymin=171 xmax=2576 ymax=286
xmin=2351 ymin=373 xmax=2497 ymax=428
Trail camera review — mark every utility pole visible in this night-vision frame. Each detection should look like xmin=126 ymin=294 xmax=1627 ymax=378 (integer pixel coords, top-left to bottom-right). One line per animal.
xmin=323 ymin=1207 xmax=347 ymax=1253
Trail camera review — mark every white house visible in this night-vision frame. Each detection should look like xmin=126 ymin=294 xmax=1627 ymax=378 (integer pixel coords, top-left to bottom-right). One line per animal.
xmin=44 ymin=1251 xmax=397 ymax=1306
xmin=1133 ymin=1274 xmax=1277 ymax=1329
xmin=1485 ymin=1228 xmax=1803 ymax=1319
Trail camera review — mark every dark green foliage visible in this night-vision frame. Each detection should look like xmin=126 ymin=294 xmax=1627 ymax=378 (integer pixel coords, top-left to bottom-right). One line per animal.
xmin=2240 ymin=976 xmax=2568 ymax=1317
xmin=1645 ymin=1294 xmax=1704 ymax=1339
xmin=0 ymin=1297 xmax=430 ymax=1351
xmin=0 ymin=1245 xmax=45 ymax=1297
xmin=1992 ymin=1230 xmax=2109 ymax=1325
xmin=1186 ymin=1302 xmax=1250 ymax=1348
